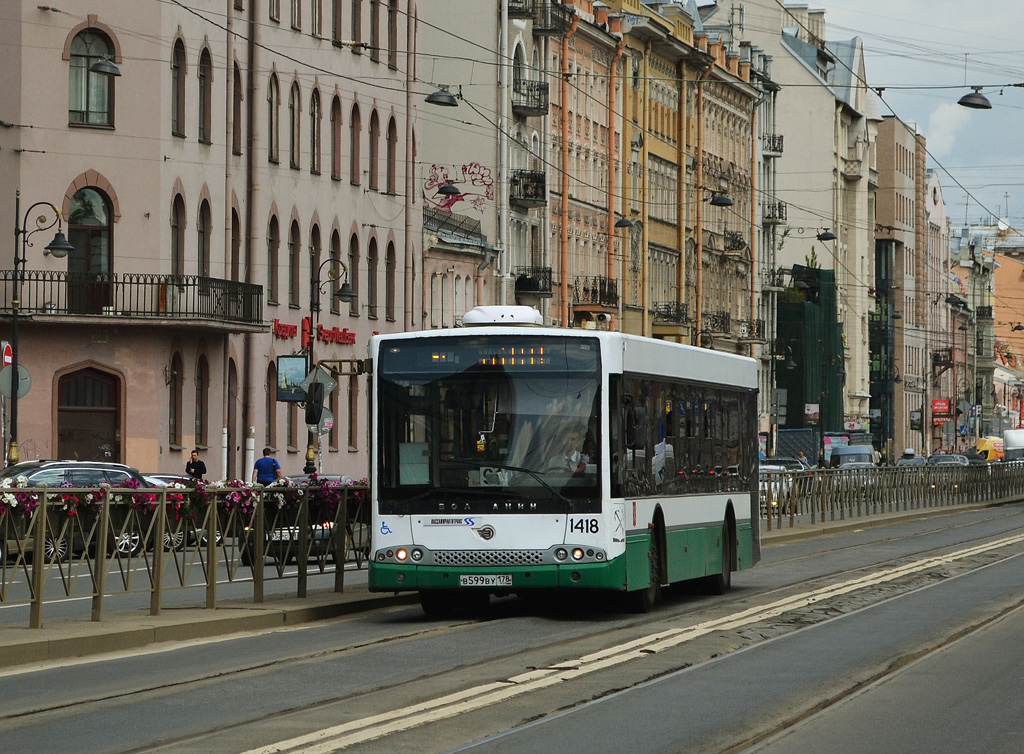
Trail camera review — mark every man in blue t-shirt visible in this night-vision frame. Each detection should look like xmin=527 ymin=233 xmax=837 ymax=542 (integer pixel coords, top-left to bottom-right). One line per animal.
xmin=252 ymin=447 xmax=282 ymax=485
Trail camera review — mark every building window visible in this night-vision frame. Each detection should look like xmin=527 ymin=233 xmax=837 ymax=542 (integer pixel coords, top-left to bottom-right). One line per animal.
xmin=369 ymin=0 xmax=380 ymax=62
xmin=198 ymin=49 xmax=213 ymax=144
xmin=197 ymin=200 xmax=212 ymax=277
xmin=265 ymin=363 xmax=277 ymax=447
xmin=331 ymin=0 xmax=343 ymax=43
xmin=232 ymin=64 xmax=243 ymax=155
xmin=288 ymin=220 xmax=301 ymax=306
xmin=347 ymin=375 xmax=359 ymax=450
xmin=195 ymin=355 xmax=209 ymax=447
xmin=330 ymin=96 xmax=342 ymax=180
xmin=310 ymin=224 xmax=322 ymax=302
xmin=169 ymin=352 xmax=184 ymax=447
xmin=171 ymin=195 xmax=186 ymax=278
xmin=67 ymin=188 xmax=113 ymax=315
xmin=328 ymin=376 xmax=339 ymax=450
xmin=350 ymin=0 xmax=362 ymax=44
xmin=368 ymin=110 xmax=380 ymax=191
xmin=386 ymin=117 xmax=397 ymax=194
xmin=269 ymin=0 xmax=280 ymax=22
xmin=349 ymin=104 xmax=361 ymax=185
xmin=268 ymin=74 xmax=280 ymax=163
xmin=367 ymin=238 xmax=378 ymax=318
xmin=171 ymin=39 xmax=186 ymax=137
xmin=288 ymin=402 xmax=298 ymax=449
xmin=291 ymin=0 xmax=301 ymax=29
xmin=310 ymin=88 xmax=322 ymax=174
xmin=348 ymin=234 xmax=360 ymax=316
xmin=231 ymin=209 xmax=241 ymax=281
xmin=267 ymin=215 xmax=280 ymax=303
xmin=289 ymin=81 xmax=301 ymax=169
xmin=387 ymin=0 xmax=398 ymax=68
xmin=311 ymin=0 xmax=322 ymax=36
xmin=69 ymin=30 xmax=116 ymax=127
xmin=385 ymin=241 xmax=395 ymax=321
xmin=330 ymin=232 xmax=342 ymax=313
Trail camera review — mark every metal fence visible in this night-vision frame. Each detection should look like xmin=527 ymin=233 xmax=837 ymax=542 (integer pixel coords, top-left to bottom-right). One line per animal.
xmin=0 ymin=483 xmax=369 ymax=628
xmin=759 ymin=463 xmax=1024 ymax=531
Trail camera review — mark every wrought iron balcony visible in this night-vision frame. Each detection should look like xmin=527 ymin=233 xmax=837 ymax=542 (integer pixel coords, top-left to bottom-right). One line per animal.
xmin=512 ymin=78 xmax=549 ymax=117
xmin=762 ymin=201 xmax=787 ymax=225
xmin=977 ymin=305 xmax=993 ymax=319
xmin=510 ymin=170 xmax=546 ymax=208
xmin=653 ymin=302 xmax=690 ymax=324
xmin=723 ymin=230 xmax=748 ymax=252
xmin=762 ymin=133 xmax=784 ymax=157
xmin=0 ymin=270 xmax=264 ymax=330
xmin=533 ymin=2 xmax=574 ymax=35
xmin=507 ymin=0 xmax=534 ymax=18
xmin=702 ymin=310 xmax=732 ymax=333
xmin=514 ymin=266 xmax=553 ymax=298
xmin=932 ymin=348 xmax=953 ymax=367
xmin=573 ymin=276 xmax=618 ymax=307
xmin=736 ymin=318 xmax=766 ymax=342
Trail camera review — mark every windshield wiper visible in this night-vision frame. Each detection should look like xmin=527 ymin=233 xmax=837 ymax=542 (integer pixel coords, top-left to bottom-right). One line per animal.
xmin=444 ymin=460 xmax=570 ymax=504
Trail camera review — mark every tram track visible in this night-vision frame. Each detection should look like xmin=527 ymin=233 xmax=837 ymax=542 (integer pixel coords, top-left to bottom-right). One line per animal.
xmin=97 ymin=521 xmax=1024 ymax=754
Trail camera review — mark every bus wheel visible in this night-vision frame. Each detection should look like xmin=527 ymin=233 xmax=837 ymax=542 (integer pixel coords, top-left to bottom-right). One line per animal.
xmin=628 ymin=530 xmax=662 ymax=613
xmin=702 ymin=522 xmax=732 ymax=595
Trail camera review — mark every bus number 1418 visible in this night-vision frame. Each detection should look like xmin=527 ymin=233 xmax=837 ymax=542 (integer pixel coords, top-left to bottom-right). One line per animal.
xmin=569 ymin=518 xmax=599 ymax=534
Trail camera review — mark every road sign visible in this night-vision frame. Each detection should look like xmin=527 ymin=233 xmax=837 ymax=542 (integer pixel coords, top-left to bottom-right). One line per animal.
xmin=1 ymin=342 xmax=10 ymax=368
xmin=299 ymin=365 xmax=338 ymax=395
xmin=0 ymin=364 xmax=31 ymax=399
xmin=307 ymin=407 xmax=334 ymax=436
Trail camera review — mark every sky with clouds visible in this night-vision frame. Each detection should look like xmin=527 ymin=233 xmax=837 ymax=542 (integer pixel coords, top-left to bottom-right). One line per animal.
xmin=821 ymin=0 xmax=1024 ymax=228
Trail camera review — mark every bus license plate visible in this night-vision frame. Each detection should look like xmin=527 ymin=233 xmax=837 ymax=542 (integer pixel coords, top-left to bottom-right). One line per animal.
xmin=459 ymin=574 xmax=512 ymax=588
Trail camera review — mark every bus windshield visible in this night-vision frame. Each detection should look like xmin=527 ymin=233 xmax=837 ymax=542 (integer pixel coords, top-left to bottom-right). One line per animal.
xmin=377 ymin=335 xmax=601 ymax=514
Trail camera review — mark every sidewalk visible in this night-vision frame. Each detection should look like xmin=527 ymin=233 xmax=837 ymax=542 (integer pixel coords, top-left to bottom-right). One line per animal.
xmin=0 ymin=506 xmax=983 ymax=672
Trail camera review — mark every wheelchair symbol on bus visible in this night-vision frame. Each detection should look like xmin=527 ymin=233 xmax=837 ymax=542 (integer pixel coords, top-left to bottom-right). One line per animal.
xmin=380 ymin=522 xmax=392 ymax=535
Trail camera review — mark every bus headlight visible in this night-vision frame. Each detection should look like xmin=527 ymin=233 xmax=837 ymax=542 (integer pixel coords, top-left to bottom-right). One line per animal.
xmin=555 ymin=548 xmax=568 ymax=561
xmin=396 ymin=548 xmax=409 ymax=561
xmin=411 ymin=549 xmax=423 ymax=561
xmin=571 ymin=548 xmax=585 ymax=561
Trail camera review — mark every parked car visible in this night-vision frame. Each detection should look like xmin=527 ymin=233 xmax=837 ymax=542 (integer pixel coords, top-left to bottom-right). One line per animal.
xmin=895 ymin=456 xmax=927 ymax=467
xmin=927 ymin=454 xmax=969 ymax=466
xmin=828 ymin=445 xmax=876 ymax=468
xmin=0 ymin=460 xmax=151 ymax=560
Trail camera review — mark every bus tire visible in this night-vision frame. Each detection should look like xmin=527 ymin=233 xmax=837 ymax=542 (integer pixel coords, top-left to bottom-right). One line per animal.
xmin=702 ymin=521 xmax=732 ymax=595
xmin=627 ymin=528 xmax=662 ymax=613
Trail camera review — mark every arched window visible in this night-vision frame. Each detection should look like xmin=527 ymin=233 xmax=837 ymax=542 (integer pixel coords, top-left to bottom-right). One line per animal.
xmin=349 ymin=104 xmax=361 ymax=185
xmin=310 ymin=88 xmax=322 ymax=174
xmin=330 ymin=96 xmax=342 ymax=180
xmin=289 ymin=81 xmax=301 ymax=169
xmin=68 ymin=188 xmax=114 ymax=314
xmin=70 ymin=30 xmax=116 ymax=126
xmin=57 ymin=368 xmax=121 ymax=461
xmin=267 ymin=215 xmax=280 ymax=302
xmin=198 ymin=48 xmax=213 ymax=143
xmin=368 ymin=110 xmax=380 ymax=191
xmin=348 ymin=234 xmax=360 ymax=316
xmin=232 ymin=64 xmax=243 ymax=155
xmin=171 ymin=194 xmax=186 ymax=277
xmin=385 ymin=241 xmax=396 ymax=321
xmin=265 ymin=362 xmax=277 ymax=446
xmin=171 ymin=40 xmax=187 ymax=136
xmin=267 ymin=74 xmax=280 ymax=163
xmin=310 ymin=224 xmax=322 ymax=300
xmin=367 ymin=238 xmax=378 ymax=318
xmin=195 ymin=355 xmax=209 ymax=447
xmin=330 ymin=231 xmax=342 ymax=313
xmin=288 ymin=220 xmax=301 ymax=305
xmin=169 ymin=351 xmax=184 ymax=446
xmin=386 ymin=117 xmax=397 ymax=194
xmin=197 ymin=200 xmax=212 ymax=277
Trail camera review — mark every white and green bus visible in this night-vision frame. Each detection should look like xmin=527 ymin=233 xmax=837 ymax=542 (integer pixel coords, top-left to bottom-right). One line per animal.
xmin=368 ymin=306 xmax=760 ymax=614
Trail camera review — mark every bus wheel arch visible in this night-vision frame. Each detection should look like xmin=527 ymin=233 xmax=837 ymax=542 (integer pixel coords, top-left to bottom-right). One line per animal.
xmin=627 ymin=507 xmax=665 ymax=613
xmin=703 ymin=504 xmax=735 ymax=595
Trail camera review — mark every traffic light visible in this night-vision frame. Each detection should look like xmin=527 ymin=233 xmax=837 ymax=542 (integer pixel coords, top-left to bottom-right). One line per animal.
xmin=304 ymin=382 xmax=325 ymax=425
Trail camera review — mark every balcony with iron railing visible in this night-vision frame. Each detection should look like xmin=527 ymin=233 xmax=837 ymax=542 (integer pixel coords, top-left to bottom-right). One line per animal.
xmin=573 ymin=276 xmax=618 ymax=307
xmin=508 ymin=0 xmax=534 ymax=18
xmin=703 ymin=310 xmax=732 ymax=333
xmin=0 ymin=270 xmax=264 ymax=331
xmin=762 ymin=201 xmax=787 ymax=225
xmin=653 ymin=302 xmax=690 ymax=324
xmin=977 ymin=305 xmax=993 ymax=319
xmin=533 ymin=2 xmax=574 ymax=35
xmin=510 ymin=170 xmax=546 ymax=208
xmin=762 ymin=133 xmax=784 ymax=157
xmin=512 ymin=78 xmax=549 ymax=117
xmin=514 ymin=266 xmax=553 ymax=298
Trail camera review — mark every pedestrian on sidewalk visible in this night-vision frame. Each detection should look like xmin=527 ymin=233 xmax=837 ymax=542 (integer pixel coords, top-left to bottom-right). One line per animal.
xmin=185 ymin=449 xmax=207 ymax=481
xmin=252 ymin=447 xmax=282 ymax=485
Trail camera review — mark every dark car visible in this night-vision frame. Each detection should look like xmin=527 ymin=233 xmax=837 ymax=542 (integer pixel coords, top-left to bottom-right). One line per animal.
xmin=927 ymin=454 xmax=969 ymax=467
xmin=0 ymin=460 xmax=151 ymax=560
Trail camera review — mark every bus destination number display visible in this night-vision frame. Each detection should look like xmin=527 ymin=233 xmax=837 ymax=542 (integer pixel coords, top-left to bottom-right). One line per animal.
xmin=569 ymin=518 xmax=599 ymax=534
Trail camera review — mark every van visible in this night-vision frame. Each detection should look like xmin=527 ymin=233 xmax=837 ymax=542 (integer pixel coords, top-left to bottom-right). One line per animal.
xmin=828 ymin=445 xmax=875 ymax=468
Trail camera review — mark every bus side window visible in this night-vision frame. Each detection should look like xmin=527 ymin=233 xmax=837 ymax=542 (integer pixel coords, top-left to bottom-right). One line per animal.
xmin=623 ymin=397 xmax=637 ymax=449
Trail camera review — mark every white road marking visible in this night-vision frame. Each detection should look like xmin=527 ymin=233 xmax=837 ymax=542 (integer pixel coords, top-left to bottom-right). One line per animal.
xmin=241 ymin=533 xmax=1024 ymax=753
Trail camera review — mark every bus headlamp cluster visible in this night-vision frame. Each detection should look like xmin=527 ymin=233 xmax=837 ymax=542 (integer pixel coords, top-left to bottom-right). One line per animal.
xmin=377 ymin=548 xmax=424 ymax=562
xmin=554 ymin=547 xmax=605 ymax=562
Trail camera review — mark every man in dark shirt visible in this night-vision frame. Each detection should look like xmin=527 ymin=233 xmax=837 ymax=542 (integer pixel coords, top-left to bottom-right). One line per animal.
xmin=185 ymin=449 xmax=207 ymax=481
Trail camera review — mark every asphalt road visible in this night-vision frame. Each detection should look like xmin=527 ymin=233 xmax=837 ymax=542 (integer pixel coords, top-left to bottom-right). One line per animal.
xmin=2 ymin=503 xmax=1023 ymax=754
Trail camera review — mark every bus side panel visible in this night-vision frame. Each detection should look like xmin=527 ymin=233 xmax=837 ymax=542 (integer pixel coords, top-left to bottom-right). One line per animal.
xmin=664 ymin=525 xmax=710 ymax=583
xmin=624 ymin=529 xmax=653 ymax=591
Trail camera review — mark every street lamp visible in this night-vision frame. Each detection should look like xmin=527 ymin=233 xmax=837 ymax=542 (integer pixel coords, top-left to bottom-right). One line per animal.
xmin=9 ymin=191 xmax=74 ymax=463
xmin=303 ymin=255 xmax=355 ymax=474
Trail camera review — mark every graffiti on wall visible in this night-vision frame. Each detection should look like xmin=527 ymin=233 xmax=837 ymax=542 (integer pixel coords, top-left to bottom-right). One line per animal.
xmin=424 ymin=163 xmax=494 ymax=214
